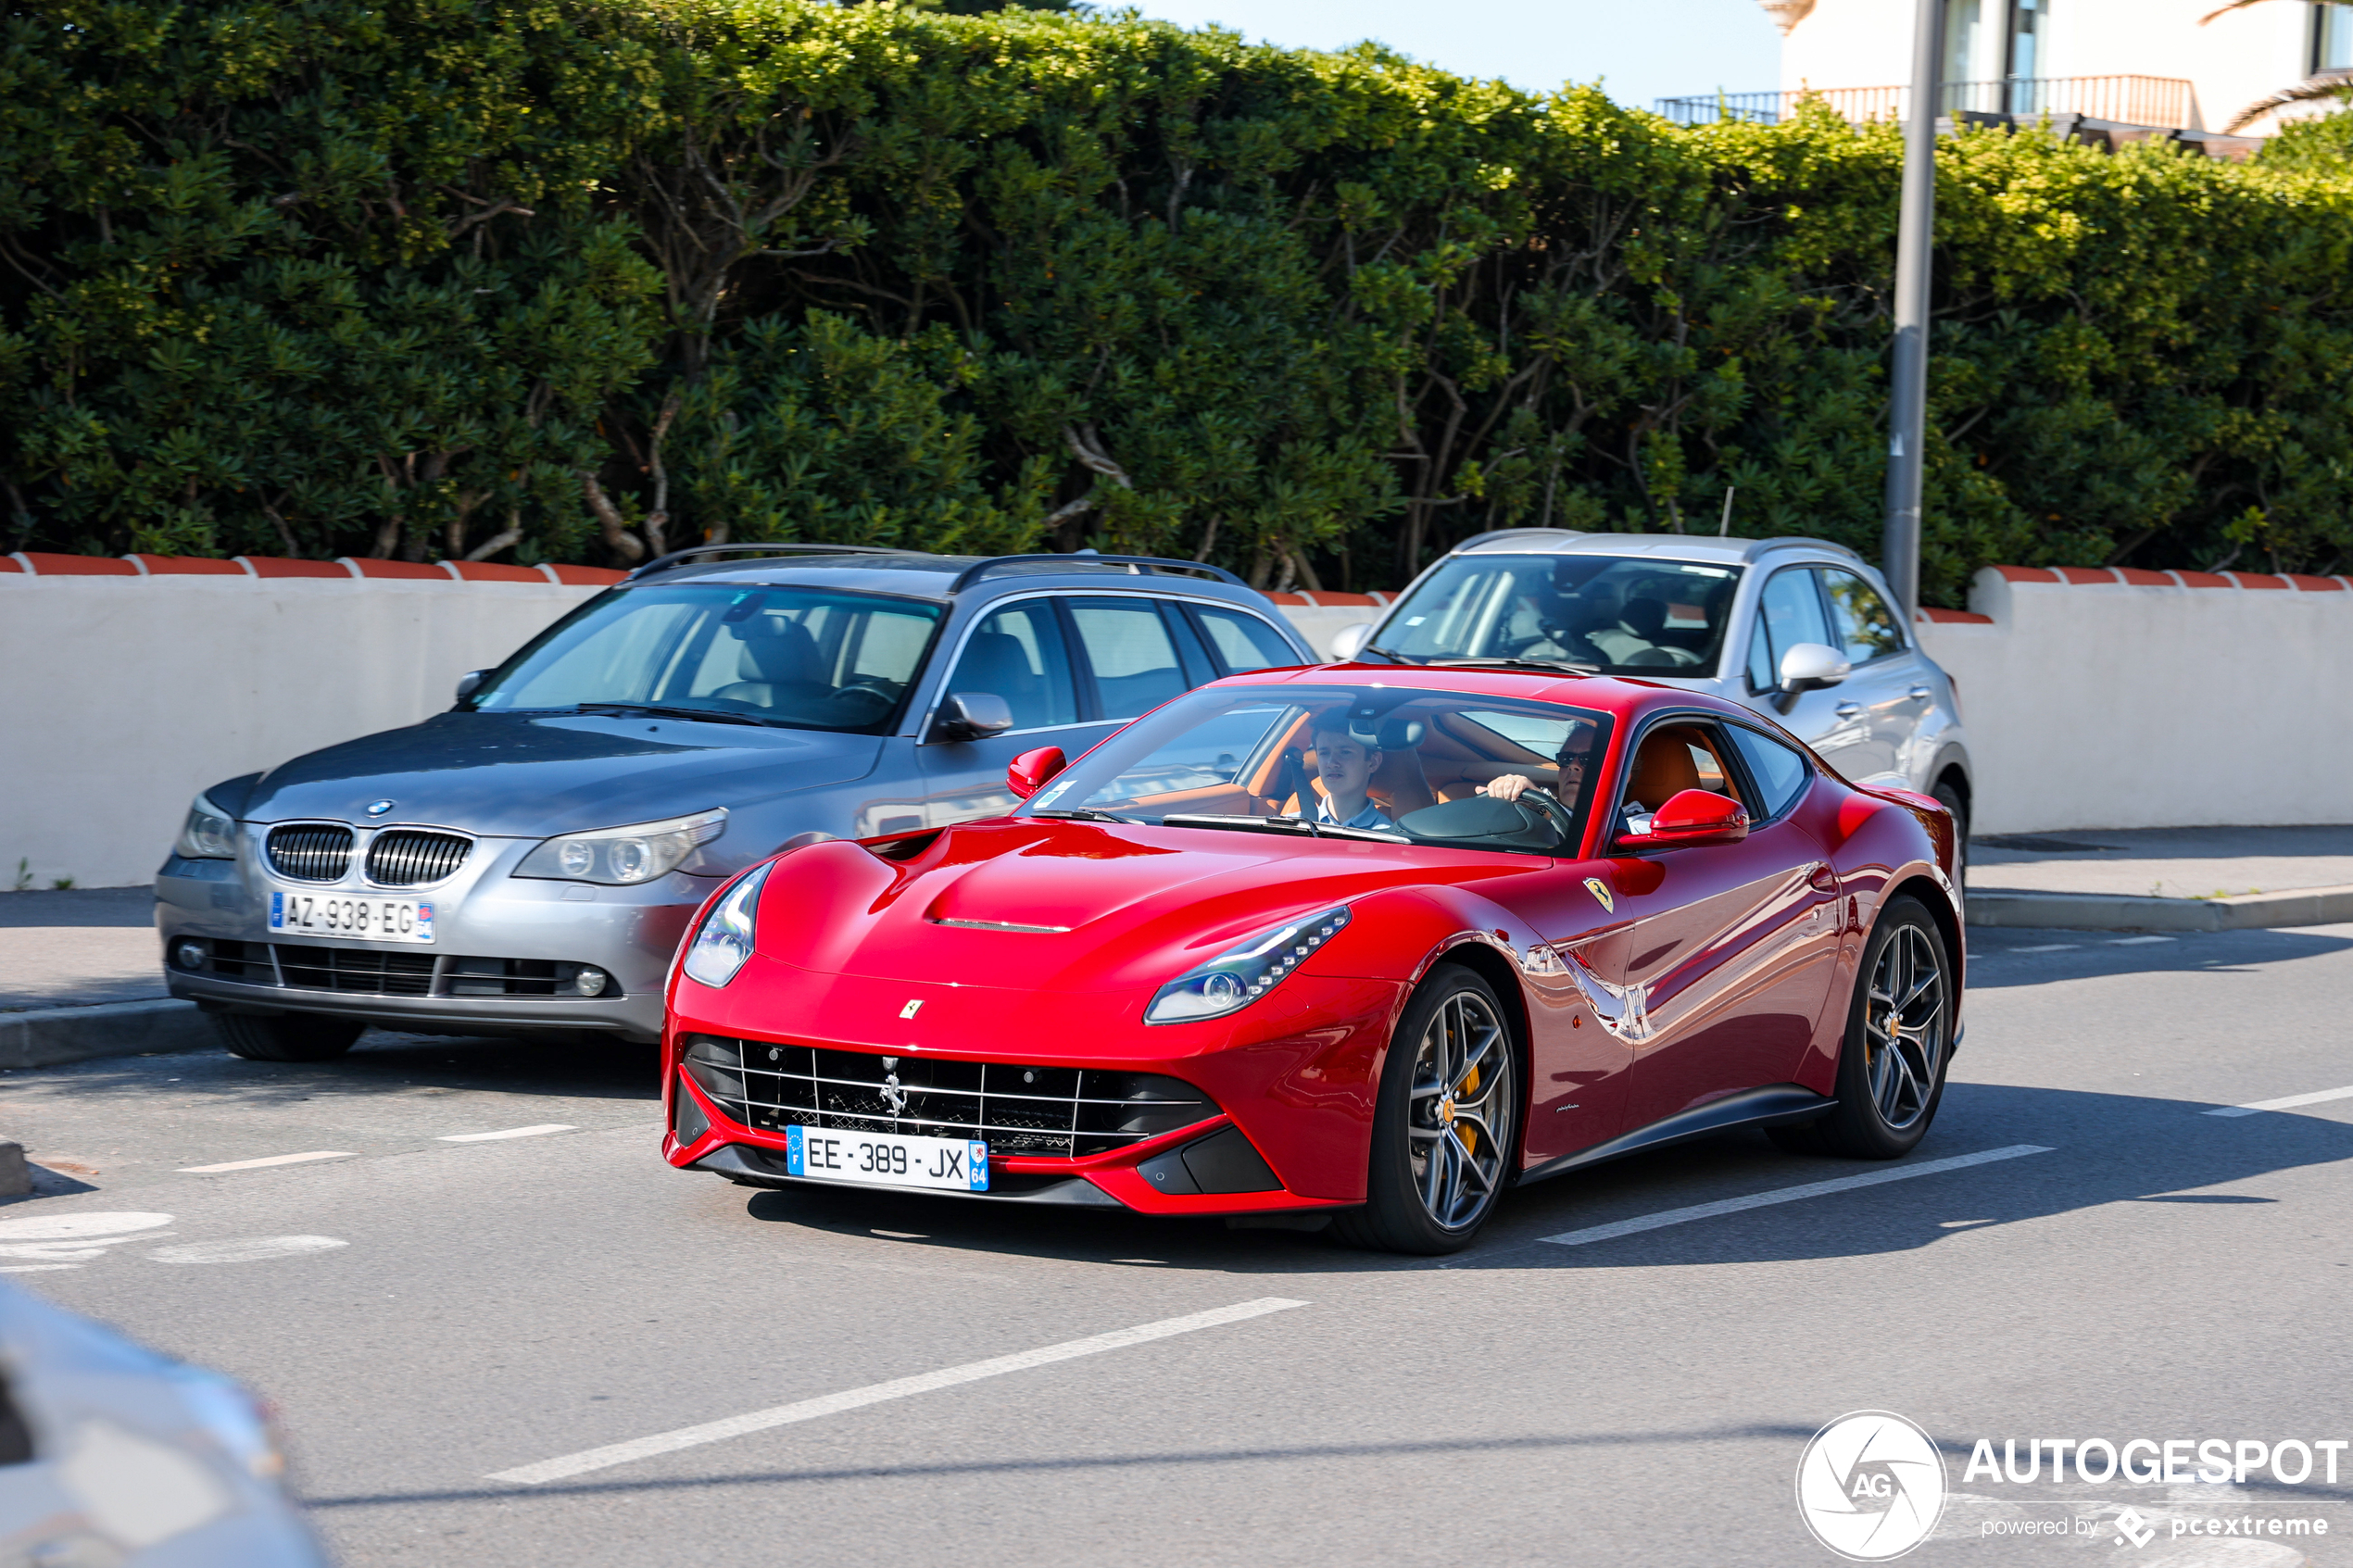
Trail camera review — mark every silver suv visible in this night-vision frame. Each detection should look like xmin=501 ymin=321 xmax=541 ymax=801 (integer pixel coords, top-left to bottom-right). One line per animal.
xmin=157 ymin=546 xmax=1312 ymax=1060
xmin=1331 ymin=530 xmax=1973 ymax=839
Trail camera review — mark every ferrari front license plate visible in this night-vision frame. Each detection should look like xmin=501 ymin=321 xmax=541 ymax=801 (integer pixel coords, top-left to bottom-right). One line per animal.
xmin=268 ymin=888 xmax=434 ymax=943
xmin=785 ymin=1125 xmax=989 ymax=1192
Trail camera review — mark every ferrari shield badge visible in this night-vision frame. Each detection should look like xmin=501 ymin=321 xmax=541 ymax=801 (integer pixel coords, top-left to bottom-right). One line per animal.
xmin=1583 ymin=876 xmax=1614 ymax=913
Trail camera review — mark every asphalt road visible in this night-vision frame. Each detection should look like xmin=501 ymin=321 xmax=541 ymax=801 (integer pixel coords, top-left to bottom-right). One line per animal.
xmin=6 ymin=922 xmax=2352 ymax=1568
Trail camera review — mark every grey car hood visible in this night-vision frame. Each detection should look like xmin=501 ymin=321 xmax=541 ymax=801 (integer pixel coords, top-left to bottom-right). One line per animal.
xmin=241 ymin=712 xmax=884 ymax=835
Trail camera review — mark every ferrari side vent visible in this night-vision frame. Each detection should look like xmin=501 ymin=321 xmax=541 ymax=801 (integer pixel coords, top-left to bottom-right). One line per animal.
xmin=681 ymin=1035 xmax=1220 ymax=1159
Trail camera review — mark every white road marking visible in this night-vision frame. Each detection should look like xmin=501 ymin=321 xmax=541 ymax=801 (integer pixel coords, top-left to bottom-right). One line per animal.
xmin=2007 ymin=943 xmax=2079 ymax=953
xmin=2108 ymin=935 xmax=2175 ymax=946
xmin=2205 ymin=1083 xmax=2353 ymax=1118
xmin=486 ymin=1296 xmax=1311 ymax=1486
xmin=438 ymin=1124 xmax=576 ymax=1142
xmin=0 ymin=1212 xmax=171 ymax=1241
xmin=1538 ymin=1146 xmax=2056 ymax=1249
xmin=149 ymin=1236 xmax=348 ymax=1265
xmin=178 ymin=1151 xmax=356 ymax=1173
xmin=0 ymin=1264 xmax=82 ymax=1273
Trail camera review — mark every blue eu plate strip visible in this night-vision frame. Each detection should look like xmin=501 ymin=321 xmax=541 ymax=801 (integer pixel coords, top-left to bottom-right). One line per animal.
xmin=970 ymin=1141 xmax=989 ymax=1192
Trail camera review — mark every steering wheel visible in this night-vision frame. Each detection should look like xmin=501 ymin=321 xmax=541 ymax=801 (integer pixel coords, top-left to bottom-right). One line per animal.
xmin=1510 ymin=787 xmax=1579 ymax=848
xmin=829 ymin=679 xmax=899 ymax=714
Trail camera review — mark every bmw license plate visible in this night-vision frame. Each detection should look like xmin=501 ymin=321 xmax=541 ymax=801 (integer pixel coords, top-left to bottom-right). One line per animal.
xmin=268 ymin=888 xmax=434 ymax=943
xmin=785 ymin=1125 xmax=989 ymax=1192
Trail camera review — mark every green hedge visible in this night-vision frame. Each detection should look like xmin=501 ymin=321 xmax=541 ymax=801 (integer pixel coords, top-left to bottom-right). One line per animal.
xmin=4 ymin=0 xmax=2349 ymax=603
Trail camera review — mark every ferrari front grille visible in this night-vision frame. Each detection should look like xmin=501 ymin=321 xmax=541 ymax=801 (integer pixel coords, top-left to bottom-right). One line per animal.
xmin=266 ymin=823 xmax=354 ymax=882
xmin=680 ymin=1036 xmax=1220 ymax=1158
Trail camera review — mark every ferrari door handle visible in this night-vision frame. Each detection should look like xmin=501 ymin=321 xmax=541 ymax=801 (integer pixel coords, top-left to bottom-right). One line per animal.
xmin=1834 ymin=701 xmax=1865 ymax=720
xmin=1907 ymin=684 xmax=1933 ymax=701
xmin=1808 ymin=864 xmax=1839 ymax=895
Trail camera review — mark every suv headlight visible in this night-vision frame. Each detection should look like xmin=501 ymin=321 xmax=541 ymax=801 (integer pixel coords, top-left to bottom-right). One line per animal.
xmin=682 ymin=863 xmax=769 ymax=988
xmin=1144 ymin=905 xmax=1352 ymax=1025
xmin=175 ymin=792 xmax=238 ymax=859
xmin=515 ymin=809 xmax=726 ymax=885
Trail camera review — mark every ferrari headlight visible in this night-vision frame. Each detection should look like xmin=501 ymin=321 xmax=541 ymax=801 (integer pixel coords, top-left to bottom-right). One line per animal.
xmin=1144 ymin=905 xmax=1352 ymax=1025
xmin=174 ymin=792 xmax=239 ymax=859
xmin=682 ymin=862 xmax=769 ymax=988
xmin=516 ymin=808 xmax=726 ymax=885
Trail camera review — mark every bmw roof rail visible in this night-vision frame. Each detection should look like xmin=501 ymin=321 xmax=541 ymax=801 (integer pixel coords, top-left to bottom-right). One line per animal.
xmin=623 ymin=542 xmax=910 ymax=583
xmin=1451 ymin=528 xmax=1586 ymax=553
xmin=947 ymin=553 xmax=1248 ymax=594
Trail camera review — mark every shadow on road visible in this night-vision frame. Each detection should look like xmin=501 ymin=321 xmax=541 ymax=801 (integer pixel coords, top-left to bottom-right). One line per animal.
xmin=1962 ymin=924 xmax=2353 ymax=990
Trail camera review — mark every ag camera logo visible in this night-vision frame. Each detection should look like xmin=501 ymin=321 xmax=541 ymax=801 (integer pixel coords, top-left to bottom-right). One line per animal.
xmin=1796 ymin=1411 xmax=1948 ymax=1561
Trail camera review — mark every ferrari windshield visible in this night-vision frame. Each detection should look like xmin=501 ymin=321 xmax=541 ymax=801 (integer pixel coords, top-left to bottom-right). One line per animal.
xmin=1022 ymin=684 xmax=1614 ymax=856
xmin=1376 ymin=555 xmax=1742 ymax=676
xmin=467 ymin=584 xmax=944 ymax=735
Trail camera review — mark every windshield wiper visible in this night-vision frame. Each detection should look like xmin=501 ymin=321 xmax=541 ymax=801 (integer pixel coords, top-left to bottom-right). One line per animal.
xmin=1158 ymin=812 xmax=1403 ymax=844
xmin=572 ymin=701 xmax=771 ymax=728
xmin=1355 ymin=644 xmax=1416 ymax=665
xmin=1425 ymin=656 xmax=1599 ymax=675
xmin=1030 ymin=808 xmax=1135 ymax=823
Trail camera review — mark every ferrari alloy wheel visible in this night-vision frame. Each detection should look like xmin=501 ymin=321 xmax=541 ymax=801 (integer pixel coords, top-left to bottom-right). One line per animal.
xmin=1783 ymin=897 xmax=1953 ymax=1160
xmin=1338 ymin=965 xmax=1518 ymax=1255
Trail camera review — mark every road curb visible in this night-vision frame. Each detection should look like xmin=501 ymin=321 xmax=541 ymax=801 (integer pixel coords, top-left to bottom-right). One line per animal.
xmin=1967 ymin=883 xmax=2353 ymax=932
xmin=0 ymin=997 xmax=218 ymax=1070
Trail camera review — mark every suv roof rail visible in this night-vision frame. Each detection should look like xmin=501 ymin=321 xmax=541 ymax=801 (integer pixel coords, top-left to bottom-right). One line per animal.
xmin=1740 ymin=535 xmax=1866 ymax=565
xmin=947 ymin=553 xmax=1248 ymax=594
xmin=623 ymin=542 xmax=909 ymax=583
xmin=1452 ymin=528 xmax=1586 ymax=553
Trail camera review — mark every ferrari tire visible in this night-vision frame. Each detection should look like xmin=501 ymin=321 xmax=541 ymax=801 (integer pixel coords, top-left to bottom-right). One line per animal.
xmin=209 ymin=1011 xmax=366 ymax=1063
xmin=1806 ymin=896 xmax=1954 ymax=1160
xmin=1334 ymin=964 xmax=1517 ymax=1255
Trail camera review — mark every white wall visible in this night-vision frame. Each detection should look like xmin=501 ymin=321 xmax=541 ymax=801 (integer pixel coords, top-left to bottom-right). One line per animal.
xmin=5 ymin=564 xmax=2347 ymax=887
xmin=1916 ymin=568 xmax=2353 ymax=834
xmin=2 ymin=573 xmax=604 ymax=889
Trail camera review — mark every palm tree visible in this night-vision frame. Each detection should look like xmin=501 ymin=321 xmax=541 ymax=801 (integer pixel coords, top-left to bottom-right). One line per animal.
xmin=2200 ymin=0 xmax=2353 ymax=132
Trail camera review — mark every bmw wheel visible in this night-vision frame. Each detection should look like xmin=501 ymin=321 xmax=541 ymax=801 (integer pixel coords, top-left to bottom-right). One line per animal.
xmin=1781 ymin=897 xmax=1953 ymax=1160
xmin=1337 ymin=964 xmax=1517 ymax=1254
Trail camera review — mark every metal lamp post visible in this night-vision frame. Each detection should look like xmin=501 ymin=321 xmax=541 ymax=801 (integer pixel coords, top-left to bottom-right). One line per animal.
xmin=1882 ymin=0 xmax=1947 ymax=623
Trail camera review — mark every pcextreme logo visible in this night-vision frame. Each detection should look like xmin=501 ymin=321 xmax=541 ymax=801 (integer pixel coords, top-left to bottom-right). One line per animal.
xmin=1796 ymin=1411 xmax=1948 ymax=1562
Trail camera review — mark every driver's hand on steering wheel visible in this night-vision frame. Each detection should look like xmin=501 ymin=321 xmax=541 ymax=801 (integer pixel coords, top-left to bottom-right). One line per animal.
xmin=1479 ymin=774 xmax=1536 ymax=803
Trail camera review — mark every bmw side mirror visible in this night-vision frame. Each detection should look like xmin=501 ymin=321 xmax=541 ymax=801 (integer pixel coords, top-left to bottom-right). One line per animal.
xmin=454 ymin=669 xmax=491 ymax=703
xmin=1327 ymin=622 xmax=1375 ymax=660
xmin=1777 ymin=643 xmax=1851 ymax=695
xmin=1614 ymin=788 xmax=1749 ymax=853
xmin=931 ymin=691 xmax=1015 ymax=743
xmin=1007 ymin=746 xmax=1067 ymax=800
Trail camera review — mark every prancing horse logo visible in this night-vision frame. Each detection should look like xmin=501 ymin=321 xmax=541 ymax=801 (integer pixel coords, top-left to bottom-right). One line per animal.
xmin=880 ymin=1056 xmax=909 ymax=1116
xmin=1583 ymin=876 xmax=1614 ymax=913
xmin=899 ymin=999 xmax=923 ymax=1020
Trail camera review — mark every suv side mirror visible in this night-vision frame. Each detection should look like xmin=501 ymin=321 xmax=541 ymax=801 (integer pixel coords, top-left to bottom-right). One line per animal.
xmin=1007 ymin=746 xmax=1067 ymax=800
xmin=931 ymin=691 xmax=1014 ymax=743
xmin=1614 ymin=788 xmax=1749 ymax=852
xmin=1778 ymin=642 xmax=1850 ymax=694
xmin=1327 ymin=622 xmax=1375 ymax=660
xmin=454 ymin=669 xmax=491 ymax=702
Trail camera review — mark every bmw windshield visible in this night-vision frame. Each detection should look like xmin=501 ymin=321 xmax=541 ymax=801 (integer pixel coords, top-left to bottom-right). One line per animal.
xmin=465 ymin=584 xmax=944 ymax=735
xmin=1021 ymin=684 xmax=1613 ymax=856
xmin=1375 ymin=555 xmax=1743 ymax=676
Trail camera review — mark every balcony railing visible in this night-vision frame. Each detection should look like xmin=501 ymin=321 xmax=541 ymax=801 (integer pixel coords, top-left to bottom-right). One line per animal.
xmin=1655 ymin=75 xmax=2195 ymax=130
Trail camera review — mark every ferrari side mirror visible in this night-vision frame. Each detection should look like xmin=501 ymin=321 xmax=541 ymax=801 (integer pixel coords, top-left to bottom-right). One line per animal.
xmin=1007 ymin=746 xmax=1067 ymax=800
xmin=1614 ymin=788 xmax=1749 ymax=852
xmin=1778 ymin=642 xmax=1851 ymax=694
xmin=931 ymin=691 xmax=1014 ymax=743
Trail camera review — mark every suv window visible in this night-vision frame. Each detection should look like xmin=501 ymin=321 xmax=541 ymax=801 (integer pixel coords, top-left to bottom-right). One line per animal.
xmin=1377 ymin=554 xmax=1743 ymax=676
xmin=1191 ymin=605 xmax=1299 ymax=675
xmin=1725 ymin=724 xmax=1811 ymax=819
xmin=1820 ymin=569 xmax=1906 ymax=665
xmin=1070 ymin=598 xmax=1189 ymax=720
xmin=1750 ymin=567 xmax=1835 ymax=690
xmin=946 ymin=601 xmax=1078 ymax=731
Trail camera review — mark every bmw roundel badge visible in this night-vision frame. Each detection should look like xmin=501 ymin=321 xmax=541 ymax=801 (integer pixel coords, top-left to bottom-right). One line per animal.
xmin=365 ymin=799 xmax=396 ymax=818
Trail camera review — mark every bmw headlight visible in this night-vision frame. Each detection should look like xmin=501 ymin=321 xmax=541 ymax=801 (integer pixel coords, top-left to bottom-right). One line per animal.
xmin=515 ymin=809 xmax=726 ymax=885
xmin=1144 ymin=905 xmax=1352 ymax=1025
xmin=174 ymin=792 xmax=239 ymax=859
xmin=682 ymin=862 xmax=770 ymax=988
